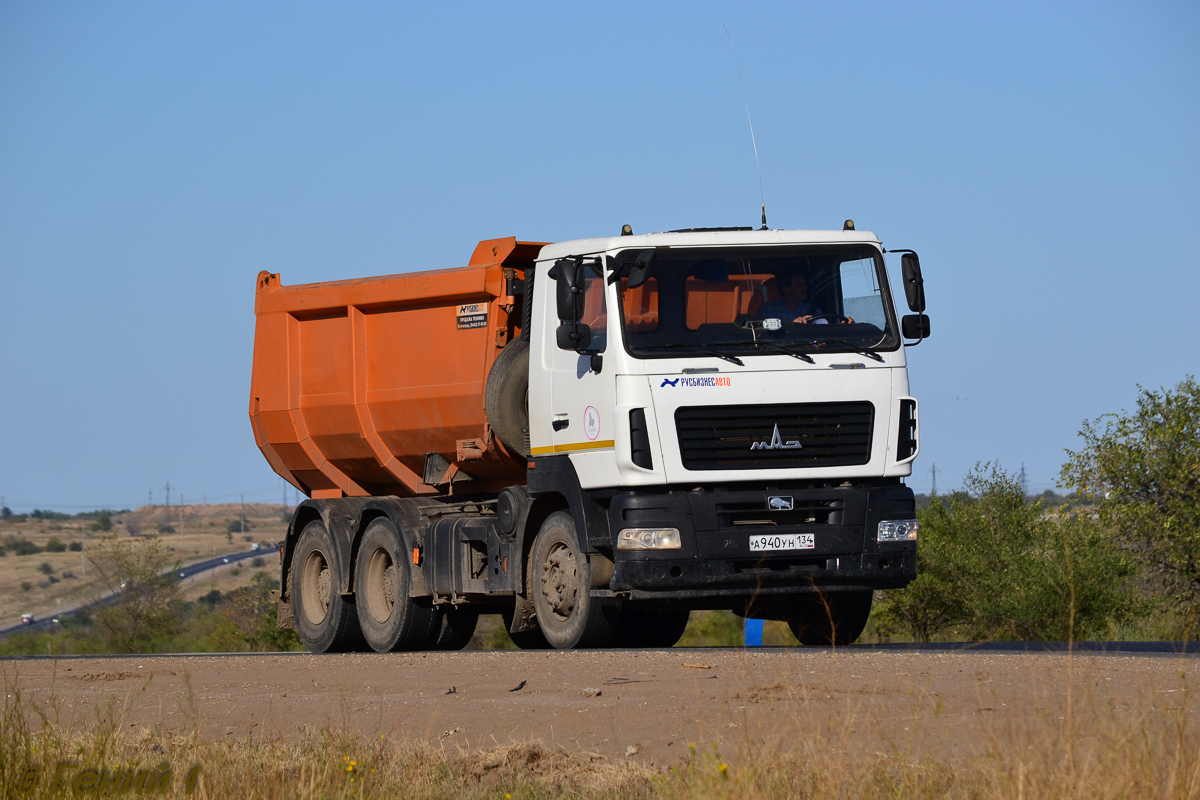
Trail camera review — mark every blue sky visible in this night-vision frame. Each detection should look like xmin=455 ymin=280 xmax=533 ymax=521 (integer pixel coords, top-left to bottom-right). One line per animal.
xmin=1 ymin=1 xmax=1197 ymax=511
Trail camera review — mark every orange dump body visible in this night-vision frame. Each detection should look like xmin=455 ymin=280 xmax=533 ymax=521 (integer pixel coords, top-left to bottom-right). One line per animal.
xmin=249 ymin=237 xmax=545 ymax=499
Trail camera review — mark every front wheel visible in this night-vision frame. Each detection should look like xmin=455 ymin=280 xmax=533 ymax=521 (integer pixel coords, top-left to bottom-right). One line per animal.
xmin=531 ymin=511 xmax=619 ymax=649
xmin=787 ymin=590 xmax=873 ymax=645
xmin=291 ymin=520 xmax=364 ymax=653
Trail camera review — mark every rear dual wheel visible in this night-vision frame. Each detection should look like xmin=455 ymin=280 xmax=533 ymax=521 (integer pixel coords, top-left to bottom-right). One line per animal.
xmin=429 ymin=606 xmax=479 ymax=650
xmin=355 ymin=518 xmax=439 ymax=652
xmin=292 ymin=521 xmax=365 ymax=654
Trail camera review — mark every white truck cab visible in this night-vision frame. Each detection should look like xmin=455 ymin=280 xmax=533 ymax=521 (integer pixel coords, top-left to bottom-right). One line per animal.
xmin=522 ymin=226 xmax=927 ymax=646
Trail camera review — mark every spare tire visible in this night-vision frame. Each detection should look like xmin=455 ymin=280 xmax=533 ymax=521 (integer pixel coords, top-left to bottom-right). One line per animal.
xmin=485 ymin=338 xmax=530 ymax=458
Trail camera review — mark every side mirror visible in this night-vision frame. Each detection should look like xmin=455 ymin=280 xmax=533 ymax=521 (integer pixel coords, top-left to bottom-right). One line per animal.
xmin=556 ymin=322 xmax=592 ymax=350
xmin=902 ymin=314 xmax=931 ymax=339
xmin=900 ymin=253 xmax=926 ymax=313
xmin=554 ymin=258 xmax=586 ymax=322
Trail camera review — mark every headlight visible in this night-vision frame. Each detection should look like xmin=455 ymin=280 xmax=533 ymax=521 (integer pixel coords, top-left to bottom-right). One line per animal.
xmin=617 ymin=528 xmax=682 ymax=550
xmin=877 ymin=519 xmax=918 ymax=542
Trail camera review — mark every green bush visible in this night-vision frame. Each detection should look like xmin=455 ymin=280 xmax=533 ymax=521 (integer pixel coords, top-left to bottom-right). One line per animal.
xmin=44 ymin=536 xmax=66 ymax=553
xmin=3 ymin=536 xmax=40 ymax=556
xmin=874 ymin=464 xmax=1138 ymax=642
xmin=1062 ymin=377 xmax=1200 ymax=631
xmin=36 ymin=562 xmax=53 ymax=576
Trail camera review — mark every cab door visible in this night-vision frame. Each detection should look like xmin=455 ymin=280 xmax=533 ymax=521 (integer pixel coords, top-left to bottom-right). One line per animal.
xmin=547 ymin=261 xmax=618 ymax=488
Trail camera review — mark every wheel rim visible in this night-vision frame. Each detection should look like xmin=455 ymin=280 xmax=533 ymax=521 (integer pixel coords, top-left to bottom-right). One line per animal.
xmin=300 ymin=549 xmax=331 ymax=625
xmin=540 ymin=540 xmax=579 ymax=622
xmin=364 ymin=547 xmax=397 ymax=624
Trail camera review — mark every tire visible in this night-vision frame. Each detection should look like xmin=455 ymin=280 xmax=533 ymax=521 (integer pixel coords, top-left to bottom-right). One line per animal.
xmin=291 ymin=520 xmax=364 ymax=654
xmin=484 ymin=338 xmax=530 ymax=458
xmin=612 ymin=605 xmax=691 ymax=648
xmin=354 ymin=518 xmax=439 ymax=652
xmin=429 ymin=607 xmax=479 ymax=651
xmin=531 ymin=511 xmax=620 ymax=649
xmin=787 ymin=590 xmax=873 ymax=646
xmin=501 ymin=609 xmax=551 ymax=650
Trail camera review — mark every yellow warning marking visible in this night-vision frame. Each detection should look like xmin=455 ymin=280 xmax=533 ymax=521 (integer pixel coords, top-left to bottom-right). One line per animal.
xmin=530 ymin=439 xmax=616 ymax=455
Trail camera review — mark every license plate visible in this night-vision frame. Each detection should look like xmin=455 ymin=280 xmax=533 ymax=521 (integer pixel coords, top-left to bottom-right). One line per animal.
xmin=749 ymin=533 xmax=815 ymax=552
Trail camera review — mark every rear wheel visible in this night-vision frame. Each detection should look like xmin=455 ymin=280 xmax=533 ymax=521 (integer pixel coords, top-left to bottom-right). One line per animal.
xmin=612 ymin=605 xmax=691 ymax=648
xmin=532 ymin=511 xmax=619 ymax=649
xmin=428 ymin=606 xmax=479 ymax=651
xmin=354 ymin=518 xmax=438 ymax=652
xmin=291 ymin=520 xmax=363 ymax=653
xmin=787 ymin=590 xmax=873 ymax=645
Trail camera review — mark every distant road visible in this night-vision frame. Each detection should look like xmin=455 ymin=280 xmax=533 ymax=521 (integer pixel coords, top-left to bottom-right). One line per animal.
xmin=0 ymin=549 xmax=265 ymax=638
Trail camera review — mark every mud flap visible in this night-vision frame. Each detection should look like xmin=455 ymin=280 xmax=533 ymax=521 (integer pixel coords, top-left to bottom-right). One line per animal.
xmin=271 ymin=589 xmax=296 ymax=630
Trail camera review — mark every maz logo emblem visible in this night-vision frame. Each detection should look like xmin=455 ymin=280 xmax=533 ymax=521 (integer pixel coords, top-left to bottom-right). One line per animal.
xmin=750 ymin=424 xmax=802 ymax=451
xmin=768 ymin=496 xmax=794 ymax=511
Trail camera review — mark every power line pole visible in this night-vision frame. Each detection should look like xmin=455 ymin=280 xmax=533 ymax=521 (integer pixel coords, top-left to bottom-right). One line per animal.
xmin=80 ymin=522 xmax=85 ymax=575
xmin=180 ymin=494 xmax=185 ymax=552
xmin=240 ymin=494 xmax=245 ymax=538
xmin=930 ymin=463 xmax=938 ymax=496
xmin=163 ymin=481 xmax=171 ymax=508
xmin=1019 ymin=463 xmax=1028 ymax=498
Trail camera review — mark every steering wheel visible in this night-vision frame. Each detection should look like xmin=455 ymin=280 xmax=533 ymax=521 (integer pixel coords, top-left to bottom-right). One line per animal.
xmin=805 ymin=314 xmax=850 ymax=325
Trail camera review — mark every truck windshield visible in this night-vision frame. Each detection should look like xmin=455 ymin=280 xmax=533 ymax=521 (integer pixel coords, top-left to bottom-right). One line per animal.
xmin=613 ymin=245 xmax=898 ymax=358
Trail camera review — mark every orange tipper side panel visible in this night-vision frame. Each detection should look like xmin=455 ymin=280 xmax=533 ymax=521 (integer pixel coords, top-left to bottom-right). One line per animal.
xmin=249 ymin=237 xmax=547 ymax=498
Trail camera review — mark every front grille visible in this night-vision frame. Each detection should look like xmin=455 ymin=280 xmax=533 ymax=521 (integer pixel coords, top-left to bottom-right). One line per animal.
xmin=716 ymin=499 xmax=844 ymax=527
xmin=676 ymin=402 xmax=874 ymax=470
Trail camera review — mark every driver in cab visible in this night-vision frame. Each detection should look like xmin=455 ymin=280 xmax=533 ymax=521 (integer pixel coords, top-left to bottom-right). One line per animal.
xmin=760 ymin=273 xmax=852 ymax=324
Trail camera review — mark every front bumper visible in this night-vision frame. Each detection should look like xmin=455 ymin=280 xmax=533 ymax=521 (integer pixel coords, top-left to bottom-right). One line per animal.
xmin=605 ymin=481 xmax=917 ymax=601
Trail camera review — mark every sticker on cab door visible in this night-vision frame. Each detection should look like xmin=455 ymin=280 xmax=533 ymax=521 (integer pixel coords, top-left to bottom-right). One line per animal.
xmin=583 ymin=406 xmax=601 ymax=440
xmin=456 ymin=303 xmax=488 ymax=329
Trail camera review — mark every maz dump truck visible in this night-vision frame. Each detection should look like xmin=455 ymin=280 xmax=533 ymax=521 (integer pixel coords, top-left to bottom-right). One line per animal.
xmin=251 ymin=224 xmax=931 ymax=652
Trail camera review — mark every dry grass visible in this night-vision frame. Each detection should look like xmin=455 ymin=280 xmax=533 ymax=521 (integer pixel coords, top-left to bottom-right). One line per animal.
xmin=2 ymin=657 xmax=1198 ymax=799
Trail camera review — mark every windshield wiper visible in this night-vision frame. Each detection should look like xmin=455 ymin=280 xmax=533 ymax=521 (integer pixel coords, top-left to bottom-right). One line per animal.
xmin=815 ymin=342 xmax=885 ymax=362
xmin=751 ymin=341 xmax=815 ymax=364
xmin=648 ymin=343 xmax=745 ymax=366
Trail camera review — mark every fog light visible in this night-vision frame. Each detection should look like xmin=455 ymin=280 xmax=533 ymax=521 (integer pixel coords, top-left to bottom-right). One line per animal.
xmin=617 ymin=528 xmax=681 ymax=550
xmin=877 ymin=519 xmax=918 ymax=542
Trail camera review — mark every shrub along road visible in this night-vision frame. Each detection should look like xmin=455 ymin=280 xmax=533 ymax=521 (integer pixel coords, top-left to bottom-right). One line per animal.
xmin=5 ymin=648 xmax=1198 ymax=767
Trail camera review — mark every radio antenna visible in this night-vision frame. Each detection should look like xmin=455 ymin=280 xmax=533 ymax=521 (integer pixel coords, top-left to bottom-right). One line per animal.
xmin=723 ymin=25 xmax=767 ymax=230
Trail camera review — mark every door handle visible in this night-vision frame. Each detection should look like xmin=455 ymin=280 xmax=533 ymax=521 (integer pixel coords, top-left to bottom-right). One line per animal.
xmin=552 ymin=418 xmax=569 ymax=431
